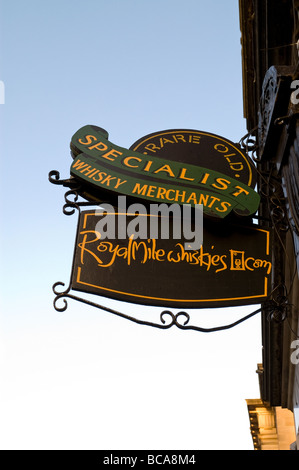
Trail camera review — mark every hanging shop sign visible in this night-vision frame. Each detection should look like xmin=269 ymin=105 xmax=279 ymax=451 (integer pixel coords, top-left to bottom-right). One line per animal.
xmin=70 ymin=210 xmax=272 ymax=308
xmin=70 ymin=125 xmax=260 ymax=219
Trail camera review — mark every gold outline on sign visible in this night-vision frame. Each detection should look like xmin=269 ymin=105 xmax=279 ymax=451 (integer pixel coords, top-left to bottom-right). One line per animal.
xmin=74 ymin=212 xmax=270 ymax=305
xmin=75 ymin=266 xmax=268 ymax=303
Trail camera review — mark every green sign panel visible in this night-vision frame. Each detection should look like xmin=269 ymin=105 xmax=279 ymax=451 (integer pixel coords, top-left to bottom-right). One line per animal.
xmin=70 ymin=125 xmax=260 ymax=219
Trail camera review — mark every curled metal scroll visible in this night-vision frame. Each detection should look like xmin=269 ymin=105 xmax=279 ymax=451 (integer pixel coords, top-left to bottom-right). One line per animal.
xmin=63 ymin=189 xmax=82 ymax=215
xmin=264 ymin=284 xmax=290 ymax=323
xmin=239 ymin=135 xmax=290 ymax=230
xmin=48 ymin=170 xmax=78 ymax=188
xmin=52 ymin=280 xmax=264 ymax=333
xmin=239 ymin=127 xmax=260 ymax=162
xmin=262 ymin=170 xmax=289 ymax=232
xmin=49 ymin=170 xmax=100 ymax=215
xmin=49 ymin=170 xmax=115 ymax=217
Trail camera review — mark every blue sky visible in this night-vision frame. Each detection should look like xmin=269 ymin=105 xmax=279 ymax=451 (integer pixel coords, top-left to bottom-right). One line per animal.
xmin=0 ymin=0 xmax=262 ymax=450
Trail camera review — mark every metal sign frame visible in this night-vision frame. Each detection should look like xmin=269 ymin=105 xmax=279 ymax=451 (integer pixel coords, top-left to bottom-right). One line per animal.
xmin=48 ymin=171 xmax=282 ymax=332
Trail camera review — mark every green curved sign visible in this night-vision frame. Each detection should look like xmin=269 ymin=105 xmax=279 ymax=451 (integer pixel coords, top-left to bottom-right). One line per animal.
xmin=70 ymin=125 xmax=260 ymax=219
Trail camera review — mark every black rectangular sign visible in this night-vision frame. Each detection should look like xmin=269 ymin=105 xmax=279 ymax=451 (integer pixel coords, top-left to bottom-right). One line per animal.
xmin=70 ymin=211 xmax=272 ymax=308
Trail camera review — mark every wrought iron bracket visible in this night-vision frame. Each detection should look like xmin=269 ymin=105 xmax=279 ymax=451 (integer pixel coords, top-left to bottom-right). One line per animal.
xmin=49 ymin=169 xmax=287 ymax=333
xmin=52 ymin=280 xmax=265 ymax=333
xmin=239 ymin=126 xmax=260 ymax=162
xmin=49 ymin=170 xmax=103 ymax=215
xmin=239 ymin=126 xmax=291 ymax=233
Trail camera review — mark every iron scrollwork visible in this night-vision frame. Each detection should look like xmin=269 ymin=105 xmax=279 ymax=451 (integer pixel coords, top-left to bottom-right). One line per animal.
xmin=48 ymin=169 xmax=277 ymax=333
xmin=49 ymin=170 xmax=101 ymax=215
xmin=239 ymin=126 xmax=260 ymax=163
xmin=52 ymin=278 xmax=263 ymax=333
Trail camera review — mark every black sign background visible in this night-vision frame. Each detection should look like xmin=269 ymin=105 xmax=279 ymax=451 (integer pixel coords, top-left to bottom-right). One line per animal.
xmin=130 ymin=129 xmax=257 ymax=189
xmin=70 ymin=211 xmax=272 ymax=309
